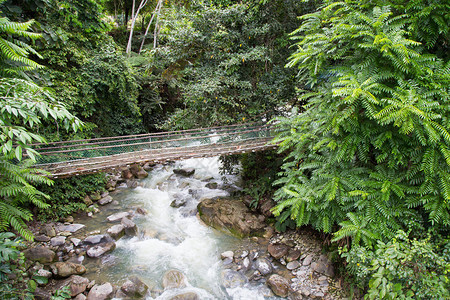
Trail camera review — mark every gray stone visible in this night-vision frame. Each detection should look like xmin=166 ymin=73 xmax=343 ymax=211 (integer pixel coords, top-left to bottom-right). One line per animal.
xmin=162 ymin=270 xmax=186 ymax=290
xmin=50 ymin=236 xmax=66 ymax=247
xmin=205 ymin=182 xmax=218 ymax=189
xmin=254 ymin=258 xmax=273 ymax=275
xmin=286 ymin=260 xmax=300 ymax=270
xmin=42 ymin=224 xmax=56 ymax=237
xmin=107 ymin=212 xmax=130 ymax=222
xmin=71 ymin=238 xmax=82 ymax=247
xmin=87 ymin=282 xmax=114 ymax=300
xmin=173 ymin=168 xmax=195 ymax=177
xmin=35 ymin=235 xmax=50 ymax=242
xmin=87 ymin=242 xmax=116 ymax=258
xmin=127 ymin=180 xmax=138 ymax=188
xmin=286 ymin=249 xmax=302 ymax=262
xmin=107 ymin=224 xmax=125 ymax=240
xmin=55 ymin=275 xmax=90 ymax=297
xmin=170 ymin=197 xmax=187 ymax=208
xmin=58 ymin=224 xmax=85 ymax=233
xmin=121 ymin=218 xmax=138 ymax=236
xmin=268 ymin=243 xmax=289 ymax=260
xmin=170 ymin=292 xmax=199 ymax=300
xmin=221 ymin=251 xmax=234 ymax=260
xmin=119 ymin=276 xmax=149 ymax=298
xmin=74 ymin=294 xmax=87 ymax=300
xmin=267 ymin=274 xmax=290 ymax=298
xmin=136 ymin=207 xmax=148 ymax=215
xmin=33 ymin=287 xmax=52 ymax=300
xmin=23 ymin=246 xmax=55 ymax=263
xmin=51 ymin=262 xmax=86 ymax=278
xmin=303 ymin=254 xmax=313 ymax=266
xmin=101 ymin=191 xmax=109 ymax=198
xmin=220 ymin=269 xmax=248 ymax=288
xmin=83 ymin=234 xmax=114 ymax=245
xmin=98 ymin=196 xmax=113 ymax=206
xmin=36 ymin=268 xmax=52 ymax=279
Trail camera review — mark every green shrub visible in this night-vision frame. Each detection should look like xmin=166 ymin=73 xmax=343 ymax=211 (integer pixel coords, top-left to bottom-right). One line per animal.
xmin=341 ymin=231 xmax=450 ymax=299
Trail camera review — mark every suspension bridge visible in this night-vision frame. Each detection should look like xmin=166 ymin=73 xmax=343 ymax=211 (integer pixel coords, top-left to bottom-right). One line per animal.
xmin=33 ymin=123 xmax=276 ymax=178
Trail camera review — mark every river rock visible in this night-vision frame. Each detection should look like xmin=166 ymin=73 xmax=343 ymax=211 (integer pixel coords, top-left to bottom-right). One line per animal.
xmin=205 ymin=182 xmax=218 ymax=189
xmin=221 ymin=251 xmax=234 ymax=260
xmin=197 ymin=198 xmax=266 ymax=238
xmin=59 ymin=224 xmax=86 ymax=233
xmin=107 ymin=212 xmax=130 ymax=222
xmin=35 ymin=235 xmax=50 ymax=242
xmin=170 ymin=292 xmax=199 ymax=300
xmin=311 ymin=255 xmax=334 ymax=277
xmin=74 ymin=294 xmax=87 ymax=300
xmin=170 ymin=197 xmax=187 ymax=208
xmin=303 ymin=254 xmax=313 ymax=266
xmin=55 ymin=275 xmax=90 ymax=297
xmin=220 ymin=269 xmax=248 ymax=288
xmin=36 ymin=268 xmax=52 ymax=279
xmin=42 ymin=224 xmax=56 ymax=237
xmin=136 ymin=207 xmax=148 ymax=215
xmin=50 ymin=236 xmax=66 ymax=247
xmin=254 ymin=258 xmax=273 ymax=275
xmin=83 ymin=195 xmax=94 ymax=206
xmin=130 ymin=164 xmax=148 ymax=179
xmin=23 ymin=246 xmax=55 ymax=263
xmin=71 ymin=238 xmax=82 ymax=247
xmin=286 ymin=249 xmax=301 ymax=262
xmin=51 ymin=262 xmax=86 ymax=278
xmin=121 ymin=217 xmax=138 ymax=236
xmin=107 ymin=224 xmax=125 ymax=240
xmin=87 ymin=242 xmax=116 ymax=258
xmin=268 ymin=243 xmax=289 ymax=260
xmin=106 ymin=179 xmax=117 ymax=191
xmin=98 ymin=195 xmax=113 ymax=206
xmin=87 ymin=282 xmax=114 ymax=300
xmin=116 ymin=276 xmax=148 ymax=298
xmin=286 ymin=260 xmax=300 ymax=270
xmin=83 ymin=234 xmax=114 ymax=245
xmin=122 ymin=168 xmax=134 ymax=180
xmin=127 ymin=180 xmax=138 ymax=188
xmin=173 ymin=168 xmax=195 ymax=177
xmin=162 ymin=270 xmax=187 ymax=290
xmin=267 ymin=274 xmax=290 ymax=298
xmin=33 ymin=287 xmax=52 ymax=300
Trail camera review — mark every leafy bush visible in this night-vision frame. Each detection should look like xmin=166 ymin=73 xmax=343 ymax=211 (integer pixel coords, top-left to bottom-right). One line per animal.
xmin=341 ymin=231 xmax=450 ymax=299
xmin=37 ymin=173 xmax=106 ymax=221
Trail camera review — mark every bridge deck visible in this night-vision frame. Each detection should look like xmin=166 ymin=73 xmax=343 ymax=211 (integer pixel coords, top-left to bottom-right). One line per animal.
xmin=33 ymin=123 xmax=275 ymax=178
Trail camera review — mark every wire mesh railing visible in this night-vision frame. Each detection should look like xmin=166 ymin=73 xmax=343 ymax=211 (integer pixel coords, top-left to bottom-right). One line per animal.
xmin=33 ymin=123 xmax=274 ymax=166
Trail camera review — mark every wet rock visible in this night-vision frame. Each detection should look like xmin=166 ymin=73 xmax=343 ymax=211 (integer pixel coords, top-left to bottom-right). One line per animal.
xmin=106 ymin=179 xmax=117 ymax=191
xmin=51 ymin=236 xmax=66 ymax=247
xmin=268 ymin=243 xmax=289 ymax=260
xmin=288 ymin=290 xmax=303 ymax=300
xmin=98 ymin=196 xmax=113 ymax=206
xmin=170 ymin=196 xmax=187 ymax=208
xmin=83 ymin=234 xmax=114 ymax=245
xmin=117 ymin=276 xmax=148 ymax=299
xmin=221 ymin=251 xmax=234 ymax=260
xmin=59 ymin=224 xmax=86 ymax=233
xmin=127 ymin=180 xmax=138 ymax=188
xmin=286 ymin=249 xmax=301 ymax=262
xmin=71 ymin=238 xmax=82 ymax=247
xmin=254 ymin=258 xmax=273 ymax=275
xmin=131 ymin=164 xmax=148 ymax=179
xmin=55 ymin=275 xmax=90 ymax=297
xmin=121 ymin=218 xmax=138 ymax=236
xmin=286 ymin=260 xmax=300 ymax=270
xmin=170 ymin=292 xmax=199 ymax=300
xmin=136 ymin=207 xmax=148 ymax=215
xmin=50 ymin=262 xmax=86 ymax=278
xmin=197 ymin=198 xmax=266 ymax=238
xmin=122 ymin=168 xmax=134 ymax=180
xmin=267 ymin=274 xmax=290 ymax=298
xmin=36 ymin=268 xmax=52 ymax=279
xmin=303 ymin=254 xmax=313 ymax=266
xmin=220 ymin=269 xmax=248 ymax=288
xmin=87 ymin=282 xmax=114 ymax=300
xmin=87 ymin=242 xmax=116 ymax=258
xmin=173 ymin=168 xmax=195 ymax=177
xmin=205 ymin=182 xmax=218 ymax=189
xmin=162 ymin=270 xmax=187 ymax=290
xmin=107 ymin=212 xmax=130 ymax=222
xmin=35 ymin=235 xmax=50 ymax=242
xmin=107 ymin=224 xmax=125 ymax=240
xmin=23 ymin=246 xmax=55 ymax=263
xmin=258 ymin=197 xmax=276 ymax=217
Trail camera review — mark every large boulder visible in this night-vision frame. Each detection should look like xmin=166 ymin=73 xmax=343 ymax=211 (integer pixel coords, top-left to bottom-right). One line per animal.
xmin=55 ymin=275 xmax=90 ymax=297
xmin=107 ymin=224 xmax=125 ymax=240
xmin=23 ymin=246 xmax=55 ymax=263
xmin=87 ymin=282 xmax=114 ymax=300
xmin=173 ymin=168 xmax=195 ymax=177
xmin=220 ymin=269 xmax=248 ymax=288
xmin=107 ymin=212 xmax=130 ymax=222
xmin=254 ymin=258 xmax=273 ymax=276
xmin=197 ymin=198 xmax=266 ymax=238
xmin=50 ymin=262 xmax=86 ymax=278
xmin=58 ymin=224 xmax=86 ymax=233
xmin=162 ymin=270 xmax=186 ymax=290
xmin=267 ymin=243 xmax=289 ymax=260
xmin=87 ymin=242 xmax=116 ymax=258
xmin=130 ymin=164 xmax=148 ymax=179
xmin=267 ymin=274 xmax=290 ymax=298
xmin=121 ymin=218 xmax=138 ymax=236
xmin=83 ymin=234 xmax=114 ymax=245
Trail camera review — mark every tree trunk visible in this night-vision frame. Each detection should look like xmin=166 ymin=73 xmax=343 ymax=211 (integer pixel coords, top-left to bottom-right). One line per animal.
xmin=126 ymin=0 xmax=149 ymax=54
xmin=138 ymin=0 xmax=162 ymax=53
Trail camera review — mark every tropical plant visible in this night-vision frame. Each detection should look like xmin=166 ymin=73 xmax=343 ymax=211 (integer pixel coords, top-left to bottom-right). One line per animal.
xmin=272 ymin=0 xmax=449 ymax=248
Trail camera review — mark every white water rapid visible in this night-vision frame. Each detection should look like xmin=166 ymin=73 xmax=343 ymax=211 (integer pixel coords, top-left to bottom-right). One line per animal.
xmin=86 ymin=157 xmax=280 ymax=300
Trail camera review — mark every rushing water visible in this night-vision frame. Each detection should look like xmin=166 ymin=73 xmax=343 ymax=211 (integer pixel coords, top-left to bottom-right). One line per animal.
xmin=79 ymin=157 xmax=279 ymax=299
